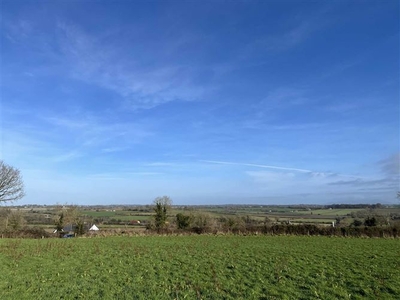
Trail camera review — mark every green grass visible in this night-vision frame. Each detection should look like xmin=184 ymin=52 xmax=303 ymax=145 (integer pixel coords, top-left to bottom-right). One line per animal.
xmin=0 ymin=236 xmax=399 ymax=299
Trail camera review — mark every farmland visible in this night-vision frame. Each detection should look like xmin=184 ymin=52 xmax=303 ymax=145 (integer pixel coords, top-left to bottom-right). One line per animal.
xmin=7 ymin=204 xmax=400 ymax=231
xmin=0 ymin=236 xmax=399 ymax=299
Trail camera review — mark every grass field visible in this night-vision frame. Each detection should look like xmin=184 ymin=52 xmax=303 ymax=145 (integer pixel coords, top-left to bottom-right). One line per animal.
xmin=0 ymin=236 xmax=399 ymax=299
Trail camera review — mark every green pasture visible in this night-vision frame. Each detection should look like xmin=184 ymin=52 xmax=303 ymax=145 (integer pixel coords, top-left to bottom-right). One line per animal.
xmin=111 ymin=215 xmax=150 ymax=221
xmin=82 ymin=210 xmax=151 ymax=221
xmin=81 ymin=210 xmax=118 ymax=218
xmin=0 ymin=236 xmax=399 ymax=299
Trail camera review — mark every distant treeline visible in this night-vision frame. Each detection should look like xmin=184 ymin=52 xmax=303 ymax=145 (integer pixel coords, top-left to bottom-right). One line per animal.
xmin=286 ymin=203 xmax=385 ymax=209
xmin=325 ymin=203 xmax=384 ymax=209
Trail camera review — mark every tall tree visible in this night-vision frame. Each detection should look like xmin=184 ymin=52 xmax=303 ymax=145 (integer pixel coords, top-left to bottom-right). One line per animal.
xmin=0 ymin=160 xmax=25 ymax=202
xmin=153 ymin=196 xmax=172 ymax=232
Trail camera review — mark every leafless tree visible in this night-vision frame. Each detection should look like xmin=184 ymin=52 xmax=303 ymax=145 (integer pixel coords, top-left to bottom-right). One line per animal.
xmin=0 ymin=160 xmax=25 ymax=202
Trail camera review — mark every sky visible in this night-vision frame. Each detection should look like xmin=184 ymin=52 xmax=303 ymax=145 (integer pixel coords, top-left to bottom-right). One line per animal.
xmin=1 ymin=0 xmax=399 ymax=205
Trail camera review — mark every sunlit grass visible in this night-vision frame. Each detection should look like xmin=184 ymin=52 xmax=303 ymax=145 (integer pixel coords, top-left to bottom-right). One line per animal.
xmin=0 ymin=236 xmax=399 ymax=299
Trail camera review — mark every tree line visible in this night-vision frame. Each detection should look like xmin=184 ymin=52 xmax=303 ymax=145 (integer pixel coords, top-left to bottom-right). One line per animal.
xmin=148 ymin=196 xmax=400 ymax=238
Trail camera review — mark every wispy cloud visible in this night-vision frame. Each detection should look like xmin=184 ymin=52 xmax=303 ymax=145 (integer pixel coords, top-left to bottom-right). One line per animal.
xmin=378 ymin=152 xmax=400 ymax=177
xmin=249 ymin=87 xmax=316 ymax=121
xmin=56 ymin=22 xmax=206 ymax=110
xmin=87 ymin=172 xmax=163 ymax=179
xmin=144 ymin=162 xmax=176 ymax=167
xmin=2 ymin=107 xmax=153 ymax=168
xmin=4 ymin=19 xmax=33 ymax=42
xmin=42 ymin=111 xmax=153 ymax=147
xmin=264 ymin=21 xmax=313 ymax=51
xmin=324 ymin=103 xmax=359 ymax=113
xmin=326 ymin=153 xmax=399 ymax=195
xmin=51 ymin=150 xmax=82 ymax=162
xmin=245 ymin=170 xmax=296 ymax=183
xmin=101 ymin=147 xmax=129 ymax=153
xmin=271 ymin=123 xmax=326 ymax=131
xmin=329 ymin=178 xmax=388 ymax=187
xmin=241 ymin=4 xmax=333 ymax=57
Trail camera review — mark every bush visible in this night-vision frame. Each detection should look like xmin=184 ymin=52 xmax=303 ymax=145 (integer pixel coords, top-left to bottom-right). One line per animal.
xmin=0 ymin=227 xmax=50 ymax=239
xmin=364 ymin=216 xmax=377 ymax=227
xmin=351 ymin=219 xmax=363 ymax=227
xmin=176 ymin=213 xmax=192 ymax=230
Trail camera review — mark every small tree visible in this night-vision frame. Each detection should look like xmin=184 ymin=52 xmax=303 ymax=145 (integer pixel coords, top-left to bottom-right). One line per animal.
xmin=8 ymin=210 xmax=26 ymax=230
xmin=153 ymin=196 xmax=172 ymax=232
xmin=0 ymin=160 xmax=25 ymax=202
xmin=74 ymin=219 xmax=85 ymax=236
xmin=54 ymin=205 xmax=81 ymax=235
xmin=55 ymin=212 xmax=64 ymax=232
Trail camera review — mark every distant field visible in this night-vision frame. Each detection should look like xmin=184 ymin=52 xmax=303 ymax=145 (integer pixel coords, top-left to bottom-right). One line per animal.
xmin=81 ymin=210 xmax=118 ymax=217
xmin=291 ymin=218 xmax=335 ymax=223
xmin=271 ymin=208 xmax=365 ymax=216
xmin=81 ymin=210 xmax=151 ymax=221
xmin=0 ymin=236 xmax=399 ymax=299
xmin=296 ymin=209 xmax=354 ymax=215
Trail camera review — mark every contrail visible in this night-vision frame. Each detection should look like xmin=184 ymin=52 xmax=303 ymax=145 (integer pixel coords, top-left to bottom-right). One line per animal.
xmin=200 ymin=160 xmax=312 ymax=173
xmin=200 ymin=160 xmax=367 ymax=179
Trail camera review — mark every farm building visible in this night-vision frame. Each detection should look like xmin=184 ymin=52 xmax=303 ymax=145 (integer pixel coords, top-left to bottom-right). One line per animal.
xmin=89 ymin=224 xmax=99 ymax=231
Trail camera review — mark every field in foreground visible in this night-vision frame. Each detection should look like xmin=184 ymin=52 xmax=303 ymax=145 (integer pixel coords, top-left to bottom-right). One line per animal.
xmin=0 ymin=236 xmax=399 ymax=299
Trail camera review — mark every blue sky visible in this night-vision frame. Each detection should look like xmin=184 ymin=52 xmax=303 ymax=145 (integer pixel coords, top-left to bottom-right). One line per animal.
xmin=1 ymin=0 xmax=399 ymax=205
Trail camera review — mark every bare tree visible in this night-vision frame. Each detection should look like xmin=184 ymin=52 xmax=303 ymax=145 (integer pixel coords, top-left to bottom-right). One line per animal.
xmin=0 ymin=160 xmax=25 ymax=202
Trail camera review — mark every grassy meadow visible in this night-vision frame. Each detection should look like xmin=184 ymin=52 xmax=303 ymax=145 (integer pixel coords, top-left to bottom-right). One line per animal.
xmin=0 ymin=235 xmax=399 ymax=299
